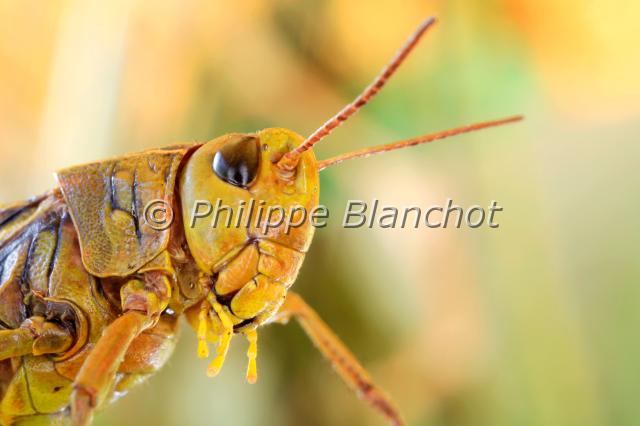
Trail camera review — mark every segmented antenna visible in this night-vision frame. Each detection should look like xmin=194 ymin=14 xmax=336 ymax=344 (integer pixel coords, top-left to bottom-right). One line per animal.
xmin=317 ymin=115 xmax=524 ymax=170
xmin=277 ymin=16 xmax=438 ymax=170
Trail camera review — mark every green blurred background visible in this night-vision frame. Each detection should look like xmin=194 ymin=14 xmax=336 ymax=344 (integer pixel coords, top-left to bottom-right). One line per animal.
xmin=1 ymin=0 xmax=638 ymax=425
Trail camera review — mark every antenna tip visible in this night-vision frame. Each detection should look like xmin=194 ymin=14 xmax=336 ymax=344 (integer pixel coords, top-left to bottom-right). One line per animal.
xmin=421 ymin=16 xmax=438 ymax=30
xmin=506 ymin=115 xmax=525 ymax=123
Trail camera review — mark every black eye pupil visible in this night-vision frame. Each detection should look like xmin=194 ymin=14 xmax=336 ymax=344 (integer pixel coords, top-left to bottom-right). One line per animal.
xmin=212 ymin=135 xmax=260 ymax=188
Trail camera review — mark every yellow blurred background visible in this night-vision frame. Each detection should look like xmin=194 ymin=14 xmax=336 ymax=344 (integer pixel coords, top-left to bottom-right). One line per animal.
xmin=1 ymin=0 xmax=639 ymax=425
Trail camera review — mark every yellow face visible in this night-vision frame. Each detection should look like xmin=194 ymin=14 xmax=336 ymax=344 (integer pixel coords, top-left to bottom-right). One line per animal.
xmin=179 ymin=127 xmax=319 ymax=277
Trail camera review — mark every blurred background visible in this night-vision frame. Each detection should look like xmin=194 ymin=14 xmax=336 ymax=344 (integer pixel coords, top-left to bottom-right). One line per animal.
xmin=1 ymin=0 xmax=639 ymax=425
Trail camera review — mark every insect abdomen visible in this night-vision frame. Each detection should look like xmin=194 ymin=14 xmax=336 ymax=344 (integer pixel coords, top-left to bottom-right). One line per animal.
xmin=0 ymin=191 xmax=111 ymax=419
xmin=0 ymin=190 xmax=179 ymax=423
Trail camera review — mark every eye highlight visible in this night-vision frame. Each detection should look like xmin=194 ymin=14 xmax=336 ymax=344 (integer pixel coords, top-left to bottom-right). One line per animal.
xmin=212 ymin=135 xmax=260 ymax=188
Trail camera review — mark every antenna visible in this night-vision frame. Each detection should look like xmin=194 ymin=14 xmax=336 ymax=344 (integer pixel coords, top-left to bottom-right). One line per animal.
xmin=317 ymin=115 xmax=524 ymax=170
xmin=277 ymin=16 xmax=438 ymax=171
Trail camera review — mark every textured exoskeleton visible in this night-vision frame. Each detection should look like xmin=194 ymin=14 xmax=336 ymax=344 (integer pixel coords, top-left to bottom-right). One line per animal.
xmin=0 ymin=129 xmax=327 ymax=425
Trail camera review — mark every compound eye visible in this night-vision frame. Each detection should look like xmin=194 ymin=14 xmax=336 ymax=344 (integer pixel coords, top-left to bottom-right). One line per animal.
xmin=212 ymin=135 xmax=260 ymax=188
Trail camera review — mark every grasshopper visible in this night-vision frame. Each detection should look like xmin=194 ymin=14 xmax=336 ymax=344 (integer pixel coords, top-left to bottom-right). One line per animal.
xmin=0 ymin=17 xmax=520 ymax=425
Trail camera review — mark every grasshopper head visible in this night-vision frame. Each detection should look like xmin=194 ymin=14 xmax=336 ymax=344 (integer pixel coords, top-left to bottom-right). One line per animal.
xmin=179 ymin=128 xmax=319 ymax=276
xmin=179 ymin=128 xmax=319 ymax=381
